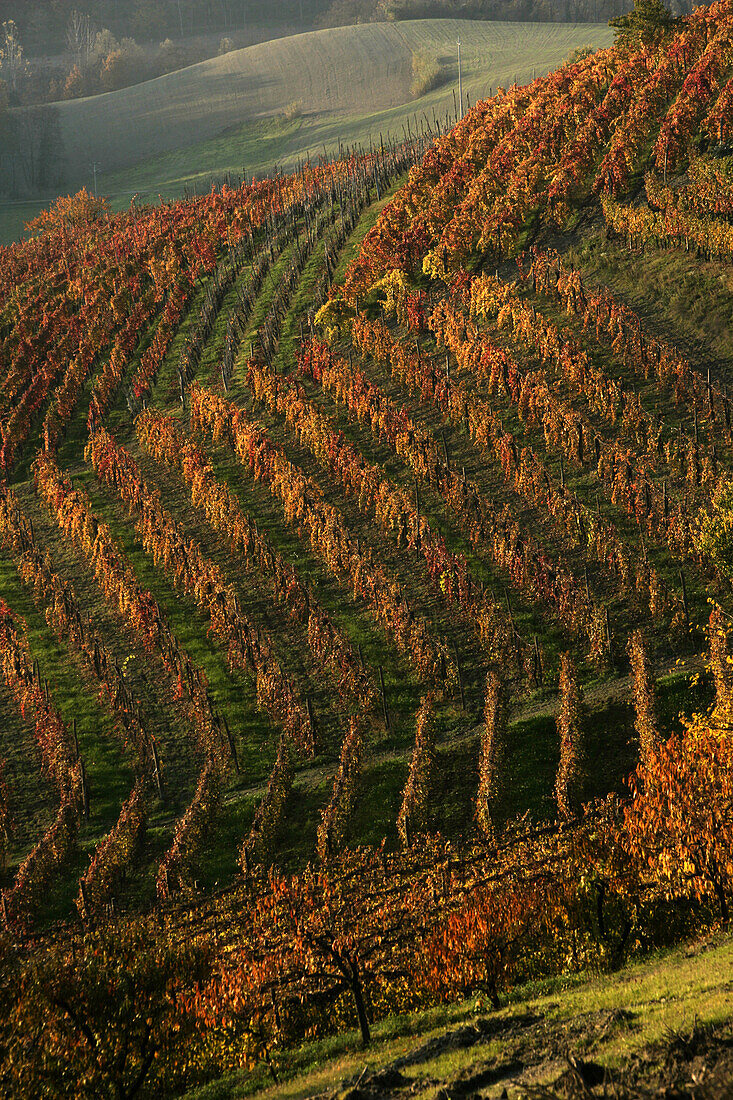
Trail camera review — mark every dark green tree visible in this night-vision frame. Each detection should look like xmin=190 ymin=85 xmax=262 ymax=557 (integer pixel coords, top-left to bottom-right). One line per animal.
xmin=610 ymin=0 xmax=678 ymax=48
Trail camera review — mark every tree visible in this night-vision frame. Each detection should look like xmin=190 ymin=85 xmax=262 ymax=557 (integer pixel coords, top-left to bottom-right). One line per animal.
xmin=64 ymin=63 xmax=87 ymax=98
xmin=25 ymin=189 xmax=110 ymax=235
xmin=3 ymin=917 xmax=212 ymax=1098
xmin=0 ymin=20 xmax=28 ymax=98
xmin=2 ymin=102 xmax=63 ymax=194
xmin=609 ymin=0 xmax=677 ymax=48
xmin=131 ymin=0 xmax=168 ymax=38
xmin=419 ymin=876 xmax=542 ymax=1010
xmin=90 ymin=27 xmax=121 ymax=65
xmin=157 ymin=37 xmax=186 ymax=73
xmin=0 ymin=77 xmax=8 ymax=133
xmin=204 ymin=851 xmax=401 ymax=1049
xmin=100 ymin=39 xmax=146 ymax=91
xmin=197 ymin=842 xmax=470 ymax=1053
xmin=66 ymin=9 xmax=95 ymax=70
xmin=624 ymin=720 xmax=733 ymax=922
xmin=562 ymin=43 xmax=598 ymax=65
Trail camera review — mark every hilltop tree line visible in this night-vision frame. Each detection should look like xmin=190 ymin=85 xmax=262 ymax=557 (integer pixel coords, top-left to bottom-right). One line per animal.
xmin=0 ymin=14 xmax=228 ymax=106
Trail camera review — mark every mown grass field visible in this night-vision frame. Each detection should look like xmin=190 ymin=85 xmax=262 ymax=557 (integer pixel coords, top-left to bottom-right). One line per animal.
xmin=0 ymin=20 xmax=613 ymax=245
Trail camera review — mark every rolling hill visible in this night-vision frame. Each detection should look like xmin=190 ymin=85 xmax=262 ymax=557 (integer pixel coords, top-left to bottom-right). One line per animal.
xmin=49 ymin=20 xmax=614 ymax=180
xmin=0 ymin=19 xmax=612 ymax=242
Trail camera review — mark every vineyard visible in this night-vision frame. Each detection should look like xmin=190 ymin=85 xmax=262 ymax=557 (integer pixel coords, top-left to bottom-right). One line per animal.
xmin=1 ymin=1 xmax=733 ymax=1094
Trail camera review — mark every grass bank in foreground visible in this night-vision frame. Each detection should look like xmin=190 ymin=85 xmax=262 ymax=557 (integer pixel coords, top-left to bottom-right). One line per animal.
xmin=189 ymin=930 xmax=733 ymax=1098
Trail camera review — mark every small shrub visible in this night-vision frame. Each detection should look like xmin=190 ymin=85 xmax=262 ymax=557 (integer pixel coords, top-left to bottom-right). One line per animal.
xmin=410 ymin=50 xmax=442 ymax=98
xmin=563 ymin=44 xmax=597 ymax=66
xmin=282 ymin=99 xmax=303 ymax=121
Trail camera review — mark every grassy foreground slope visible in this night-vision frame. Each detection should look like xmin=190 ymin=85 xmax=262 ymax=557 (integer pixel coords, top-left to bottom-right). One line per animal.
xmin=188 ymin=932 xmax=733 ymax=1097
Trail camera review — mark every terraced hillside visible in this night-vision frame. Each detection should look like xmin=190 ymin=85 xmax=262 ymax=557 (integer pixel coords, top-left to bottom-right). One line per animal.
xmin=1 ymin=1 xmax=733 ymax=1094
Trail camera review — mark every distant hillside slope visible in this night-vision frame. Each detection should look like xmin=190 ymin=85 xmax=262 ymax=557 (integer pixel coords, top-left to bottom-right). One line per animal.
xmin=9 ymin=20 xmax=612 ymax=192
